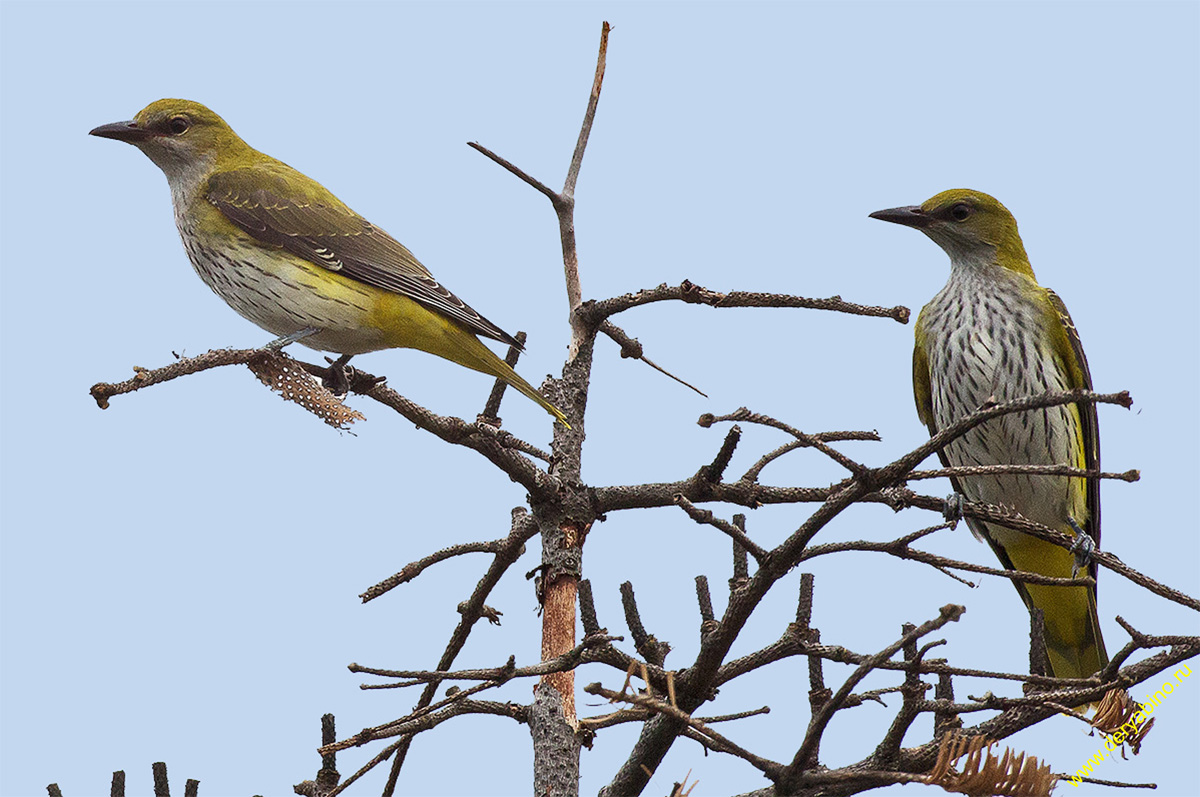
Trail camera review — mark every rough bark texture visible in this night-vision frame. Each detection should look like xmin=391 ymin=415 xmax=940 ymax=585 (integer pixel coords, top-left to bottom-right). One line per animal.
xmin=540 ymin=553 xmax=580 ymax=727
xmin=531 ymin=683 xmax=582 ymax=797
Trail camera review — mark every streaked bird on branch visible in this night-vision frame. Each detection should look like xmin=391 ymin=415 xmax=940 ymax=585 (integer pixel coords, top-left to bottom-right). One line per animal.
xmin=91 ymin=99 xmax=567 ymax=425
xmin=871 ymin=188 xmax=1107 ymax=680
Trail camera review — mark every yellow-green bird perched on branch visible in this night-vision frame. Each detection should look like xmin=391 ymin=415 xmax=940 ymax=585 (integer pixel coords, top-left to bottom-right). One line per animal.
xmin=90 ymin=99 xmax=567 ymax=425
xmin=871 ymin=189 xmax=1107 ymax=680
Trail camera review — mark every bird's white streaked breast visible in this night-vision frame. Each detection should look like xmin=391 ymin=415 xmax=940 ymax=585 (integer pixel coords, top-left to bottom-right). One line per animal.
xmin=173 ymin=212 xmax=389 ymax=355
xmin=921 ymin=263 xmax=1084 ymax=533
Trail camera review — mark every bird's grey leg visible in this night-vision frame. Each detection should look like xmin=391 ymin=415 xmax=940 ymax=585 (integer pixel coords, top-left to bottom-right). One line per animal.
xmin=265 ymin=326 xmax=321 ymax=350
xmin=259 ymin=329 xmax=361 ymax=396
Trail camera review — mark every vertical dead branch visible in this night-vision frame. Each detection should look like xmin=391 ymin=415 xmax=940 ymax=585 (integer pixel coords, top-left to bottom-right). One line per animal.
xmin=934 ymin=673 xmax=962 ymax=739
xmin=696 ymin=575 xmax=716 ymax=638
xmin=579 ymin=578 xmax=601 ymax=635
xmin=873 ymin=623 xmax=926 ymax=764
xmin=561 ymin=22 xmax=610 ymax=320
xmin=780 ymin=605 xmax=965 ymax=791
xmin=1027 ymin=608 xmax=1052 ymax=688
xmin=798 ymin=574 xmax=829 ymax=771
xmin=480 ymin=331 xmax=527 ymax=426
xmin=730 ymin=516 xmax=750 ymax=593
xmin=621 ymin=581 xmax=670 ymax=667
xmin=152 ymin=762 xmax=168 ymax=797
xmin=293 ymin=712 xmax=340 ymax=796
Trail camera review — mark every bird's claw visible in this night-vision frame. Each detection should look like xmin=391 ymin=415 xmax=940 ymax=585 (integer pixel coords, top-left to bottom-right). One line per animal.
xmin=1067 ymin=517 xmax=1095 ymax=577
xmin=942 ymin=492 xmax=965 ymax=525
xmin=316 ymin=353 xmax=355 ymax=398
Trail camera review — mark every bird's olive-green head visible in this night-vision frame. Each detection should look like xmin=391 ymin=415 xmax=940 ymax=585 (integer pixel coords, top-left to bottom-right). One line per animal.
xmin=870 ymin=189 xmax=1032 ymax=277
xmin=90 ymin=99 xmax=254 ymax=185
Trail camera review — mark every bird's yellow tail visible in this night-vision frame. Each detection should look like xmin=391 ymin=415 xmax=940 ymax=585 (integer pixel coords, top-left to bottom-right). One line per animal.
xmin=1041 ymin=584 xmax=1108 ymax=681
xmin=372 ymin=292 xmax=568 ymax=425
xmin=1006 ymin=540 xmax=1108 ymax=680
xmin=451 ymin=333 xmax=569 ymax=426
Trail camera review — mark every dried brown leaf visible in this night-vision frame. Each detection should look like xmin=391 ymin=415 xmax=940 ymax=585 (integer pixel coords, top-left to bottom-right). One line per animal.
xmin=926 ymin=734 xmax=1056 ymax=797
xmin=1090 ymin=688 xmax=1154 ymax=757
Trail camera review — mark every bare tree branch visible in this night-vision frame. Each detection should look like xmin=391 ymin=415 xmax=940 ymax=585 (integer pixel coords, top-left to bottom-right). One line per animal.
xmin=585 ymin=682 xmax=783 ymax=778
xmin=780 ymin=604 xmax=965 ymax=790
xmin=373 ymin=509 xmax=539 ymax=788
xmin=895 ymin=490 xmax=1200 ymax=612
xmin=90 ymin=347 xmax=266 ymax=408
xmin=700 ymin=408 xmax=869 ymax=474
xmin=362 ymin=381 xmax=556 ymax=499
xmin=579 ymin=280 xmax=911 ymax=324
xmin=907 ymin=463 xmax=1141 ymax=483
xmin=359 ymin=540 xmax=508 ymax=604
xmin=348 ymin=633 xmax=620 ymax=685
xmin=674 ymin=496 xmax=767 ymax=562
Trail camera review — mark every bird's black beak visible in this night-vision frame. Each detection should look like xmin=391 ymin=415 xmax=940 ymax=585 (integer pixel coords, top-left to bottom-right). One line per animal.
xmin=869 ymin=205 xmax=930 ymax=229
xmin=89 ymin=120 xmax=152 ymax=143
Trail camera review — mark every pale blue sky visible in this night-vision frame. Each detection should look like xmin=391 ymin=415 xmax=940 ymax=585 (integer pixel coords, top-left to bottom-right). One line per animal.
xmin=2 ymin=2 xmax=1197 ymax=796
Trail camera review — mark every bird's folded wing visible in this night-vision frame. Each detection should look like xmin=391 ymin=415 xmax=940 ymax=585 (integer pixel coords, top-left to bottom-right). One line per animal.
xmin=1046 ymin=288 xmax=1101 ymax=552
xmin=206 ymin=166 xmax=521 ymax=348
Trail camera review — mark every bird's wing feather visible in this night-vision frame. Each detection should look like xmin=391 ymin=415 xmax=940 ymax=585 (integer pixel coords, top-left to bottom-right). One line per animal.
xmin=1046 ymin=288 xmax=1101 ymax=553
xmin=205 ymin=165 xmax=521 ymax=348
xmin=912 ymin=311 xmax=935 ymax=431
xmin=913 ymin=313 xmax=998 ymax=546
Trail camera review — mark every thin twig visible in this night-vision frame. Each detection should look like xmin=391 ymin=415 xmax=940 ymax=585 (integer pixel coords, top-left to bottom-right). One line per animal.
xmin=585 ymin=682 xmax=783 ymax=778
xmin=564 ymin=22 xmax=610 ymax=203
xmin=360 ymin=540 xmax=505 ymax=603
xmin=741 ymin=432 xmax=881 ymax=483
xmin=480 ymin=331 xmax=527 ymax=425
xmin=327 ymin=739 xmax=405 ymax=797
xmin=467 ymin=141 xmax=557 ymax=203
xmin=701 ymin=408 xmax=866 ymax=475
xmin=323 ymin=698 xmax=527 ymax=755
xmin=598 ymin=320 xmax=707 ymax=396
xmin=362 ymin=382 xmax=555 ymax=499
xmin=674 ymin=495 xmax=767 ymax=562
xmin=374 ymin=509 xmax=539 ymax=787
xmin=894 ymin=489 xmax=1200 ymax=612
xmin=349 ymin=633 xmax=619 ymax=684
xmin=1053 ymin=774 xmax=1159 ymax=789
xmin=90 ymin=347 xmax=266 ymax=408
xmin=799 ymin=536 xmax=1095 ymax=589
xmin=699 ymin=706 xmax=772 ymax=724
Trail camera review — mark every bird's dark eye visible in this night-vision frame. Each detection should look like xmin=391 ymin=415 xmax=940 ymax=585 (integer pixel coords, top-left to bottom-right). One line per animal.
xmin=950 ymin=203 xmax=972 ymax=222
xmin=168 ymin=116 xmax=190 ymax=135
